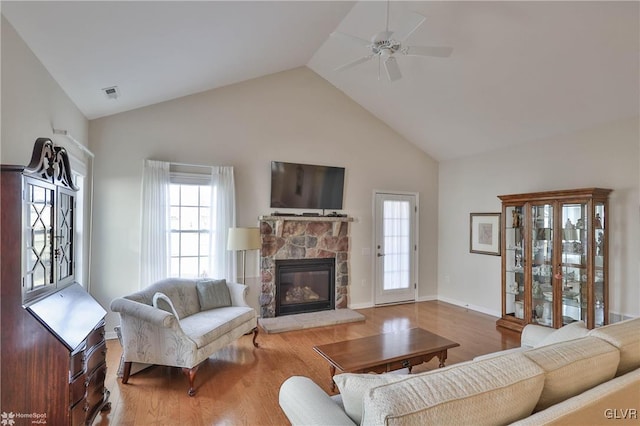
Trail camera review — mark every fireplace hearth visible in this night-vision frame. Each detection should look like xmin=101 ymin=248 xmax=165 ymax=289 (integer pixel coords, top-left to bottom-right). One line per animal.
xmin=276 ymin=258 xmax=335 ymax=316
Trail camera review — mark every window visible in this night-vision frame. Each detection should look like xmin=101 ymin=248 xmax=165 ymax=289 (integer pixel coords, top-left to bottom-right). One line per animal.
xmin=69 ymin=152 xmax=89 ymax=288
xmin=72 ymin=173 xmax=85 ymax=285
xmin=141 ymin=160 xmax=235 ymax=287
xmin=169 ymin=179 xmax=216 ymax=278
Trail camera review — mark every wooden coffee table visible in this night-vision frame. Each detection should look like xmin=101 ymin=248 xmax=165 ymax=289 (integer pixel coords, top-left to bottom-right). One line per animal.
xmin=313 ymin=328 xmax=460 ymax=391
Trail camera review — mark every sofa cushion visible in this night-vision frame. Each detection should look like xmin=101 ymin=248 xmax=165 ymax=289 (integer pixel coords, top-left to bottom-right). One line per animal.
xmin=523 ymin=336 xmax=619 ymax=412
xmin=333 ymin=373 xmax=407 ymax=424
xmin=196 ymin=279 xmax=232 ymax=310
xmin=473 ymin=346 xmax=524 ymax=361
xmin=589 ymin=317 xmax=640 ymax=376
xmin=534 ymin=321 xmax=588 ymax=347
xmin=510 ymin=369 xmax=640 ymax=426
xmin=179 ymin=306 xmax=256 ymax=348
xmin=153 ymin=292 xmax=180 ymax=319
xmin=361 ymin=353 xmax=545 ymax=425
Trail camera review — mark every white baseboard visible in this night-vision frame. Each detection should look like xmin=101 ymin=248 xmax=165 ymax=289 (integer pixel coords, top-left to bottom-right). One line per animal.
xmin=417 ymin=295 xmax=437 ymax=302
xmin=349 ymin=296 xmax=435 ymax=309
xmin=436 ymin=296 xmax=501 ymax=318
xmin=348 ymin=302 xmax=374 ymax=310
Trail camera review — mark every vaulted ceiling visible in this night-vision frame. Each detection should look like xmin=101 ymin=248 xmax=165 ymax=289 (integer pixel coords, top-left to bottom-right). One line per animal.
xmin=3 ymin=1 xmax=638 ymax=161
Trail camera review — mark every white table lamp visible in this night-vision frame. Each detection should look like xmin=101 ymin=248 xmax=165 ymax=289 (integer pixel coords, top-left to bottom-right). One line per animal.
xmin=227 ymin=227 xmax=261 ymax=284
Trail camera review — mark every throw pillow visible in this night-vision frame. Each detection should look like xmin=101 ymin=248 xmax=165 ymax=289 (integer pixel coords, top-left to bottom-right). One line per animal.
xmin=152 ymin=292 xmax=180 ymax=320
xmin=534 ymin=321 xmax=588 ymax=347
xmin=333 ymin=373 xmax=406 ymax=424
xmin=196 ymin=279 xmax=232 ymax=310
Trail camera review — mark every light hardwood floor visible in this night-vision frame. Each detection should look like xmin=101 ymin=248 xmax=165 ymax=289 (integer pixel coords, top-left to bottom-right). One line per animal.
xmin=94 ymin=301 xmax=521 ymax=426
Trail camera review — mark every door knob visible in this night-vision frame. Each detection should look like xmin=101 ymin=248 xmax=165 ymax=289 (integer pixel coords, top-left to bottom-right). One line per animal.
xmin=377 ymin=253 xmax=385 ymax=257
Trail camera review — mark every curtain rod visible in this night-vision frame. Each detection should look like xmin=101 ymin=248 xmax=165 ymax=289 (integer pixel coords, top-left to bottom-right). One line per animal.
xmin=52 ymin=129 xmax=95 ymax=158
xmin=147 ymin=159 xmax=232 ymax=171
xmin=169 ymin=161 xmax=213 ymax=169
xmin=169 ymin=161 xmax=233 ymax=172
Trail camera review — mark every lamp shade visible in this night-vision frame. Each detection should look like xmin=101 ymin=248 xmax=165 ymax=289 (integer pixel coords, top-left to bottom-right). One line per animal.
xmin=227 ymin=227 xmax=261 ymax=251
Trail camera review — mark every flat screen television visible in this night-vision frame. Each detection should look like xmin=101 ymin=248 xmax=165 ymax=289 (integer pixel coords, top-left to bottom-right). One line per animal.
xmin=270 ymin=161 xmax=345 ymax=210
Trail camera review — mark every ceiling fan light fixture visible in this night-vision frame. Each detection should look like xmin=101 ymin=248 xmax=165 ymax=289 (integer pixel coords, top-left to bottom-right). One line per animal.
xmin=332 ymin=4 xmax=452 ymax=82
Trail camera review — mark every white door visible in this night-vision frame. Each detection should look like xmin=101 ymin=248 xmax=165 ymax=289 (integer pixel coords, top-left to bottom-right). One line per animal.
xmin=374 ymin=192 xmax=417 ymax=305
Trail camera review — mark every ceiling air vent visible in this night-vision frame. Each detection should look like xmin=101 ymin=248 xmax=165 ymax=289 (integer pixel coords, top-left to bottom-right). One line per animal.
xmin=101 ymin=86 xmax=120 ymax=100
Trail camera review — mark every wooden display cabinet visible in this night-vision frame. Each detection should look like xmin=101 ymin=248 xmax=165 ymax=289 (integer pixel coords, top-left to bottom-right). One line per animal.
xmin=1 ymin=139 xmax=110 ymax=424
xmin=496 ymin=188 xmax=611 ymax=332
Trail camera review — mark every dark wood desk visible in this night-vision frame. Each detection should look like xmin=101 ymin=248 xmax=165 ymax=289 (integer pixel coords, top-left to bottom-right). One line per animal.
xmin=313 ymin=328 xmax=460 ymax=391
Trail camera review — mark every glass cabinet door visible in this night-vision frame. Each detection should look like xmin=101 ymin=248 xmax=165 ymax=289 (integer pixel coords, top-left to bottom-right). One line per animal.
xmin=560 ymin=202 xmax=587 ymax=325
xmin=23 ymin=177 xmax=76 ymax=303
xmin=504 ymin=205 xmax=525 ymax=320
xmin=531 ymin=203 xmax=554 ymax=326
xmin=56 ymin=188 xmax=75 ymax=285
xmin=24 ymin=179 xmax=55 ymax=298
xmin=594 ymin=202 xmax=606 ymax=326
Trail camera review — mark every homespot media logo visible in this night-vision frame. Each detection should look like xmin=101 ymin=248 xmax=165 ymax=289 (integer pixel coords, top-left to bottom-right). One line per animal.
xmin=1 ymin=411 xmax=47 ymax=425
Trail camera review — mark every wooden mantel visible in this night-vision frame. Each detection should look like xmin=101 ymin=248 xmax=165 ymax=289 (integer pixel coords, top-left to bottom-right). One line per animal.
xmin=259 ymin=215 xmax=354 ymax=237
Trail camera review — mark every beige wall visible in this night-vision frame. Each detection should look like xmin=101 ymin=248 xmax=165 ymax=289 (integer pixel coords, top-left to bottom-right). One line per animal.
xmin=1 ymin=16 xmax=88 ymax=164
xmin=438 ymin=116 xmax=640 ymax=319
xmin=1 ymin=16 xmax=93 ymax=288
xmin=89 ymin=67 xmax=440 ymax=333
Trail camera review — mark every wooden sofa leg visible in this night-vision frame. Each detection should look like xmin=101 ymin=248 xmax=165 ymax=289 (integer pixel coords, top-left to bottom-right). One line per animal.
xmin=121 ymin=362 xmax=132 ymax=384
xmin=252 ymin=327 xmax=259 ymax=348
xmin=182 ymin=365 xmax=199 ymax=397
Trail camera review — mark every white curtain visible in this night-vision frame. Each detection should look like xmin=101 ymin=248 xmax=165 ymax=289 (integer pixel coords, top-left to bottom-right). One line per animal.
xmin=140 ymin=159 xmax=170 ymax=288
xmin=210 ymin=166 xmax=236 ymax=281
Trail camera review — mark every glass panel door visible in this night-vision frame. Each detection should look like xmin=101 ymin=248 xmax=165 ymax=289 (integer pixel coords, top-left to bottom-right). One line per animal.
xmin=374 ymin=192 xmax=416 ymax=305
xmin=505 ymin=205 xmax=525 ymax=319
xmin=531 ymin=203 xmax=554 ymax=326
xmin=561 ymin=203 xmax=587 ymax=325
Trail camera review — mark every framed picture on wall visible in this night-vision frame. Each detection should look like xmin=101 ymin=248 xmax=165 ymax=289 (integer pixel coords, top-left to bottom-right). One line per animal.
xmin=470 ymin=213 xmax=501 ymax=256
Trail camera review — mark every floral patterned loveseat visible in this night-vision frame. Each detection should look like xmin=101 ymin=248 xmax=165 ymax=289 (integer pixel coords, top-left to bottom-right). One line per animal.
xmin=110 ymin=277 xmax=258 ymax=396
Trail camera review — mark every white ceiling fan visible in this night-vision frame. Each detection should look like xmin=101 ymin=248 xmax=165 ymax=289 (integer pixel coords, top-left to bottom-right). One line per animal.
xmin=332 ymin=2 xmax=452 ymax=81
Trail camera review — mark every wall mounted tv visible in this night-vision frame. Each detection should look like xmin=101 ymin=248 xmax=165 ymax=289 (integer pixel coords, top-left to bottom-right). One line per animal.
xmin=270 ymin=161 xmax=345 ymax=210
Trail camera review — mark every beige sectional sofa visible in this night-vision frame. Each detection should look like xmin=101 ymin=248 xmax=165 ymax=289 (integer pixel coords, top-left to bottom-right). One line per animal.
xmin=279 ymin=317 xmax=640 ymax=425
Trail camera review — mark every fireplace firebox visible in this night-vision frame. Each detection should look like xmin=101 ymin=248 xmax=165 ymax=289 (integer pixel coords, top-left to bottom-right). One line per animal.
xmin=275 ymin=258 xmax=335 ymax=316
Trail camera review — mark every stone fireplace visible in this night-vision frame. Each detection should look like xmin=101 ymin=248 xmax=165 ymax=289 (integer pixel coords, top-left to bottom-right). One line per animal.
xmin=259 ymin=216 xmax=353 ymax=318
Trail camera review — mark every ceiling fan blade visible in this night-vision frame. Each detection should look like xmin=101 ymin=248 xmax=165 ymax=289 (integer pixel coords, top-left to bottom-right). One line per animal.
xmin=403 ymin=45 xmax=453 ymax=58
xmin=334 ymin=55 xmax=374 ymax=72
xmin=384 ymin=56 xmax=402 ymax=81
xmin=330 ymin=31 xmax=371 ymax=48
xmin=392 ymin=12 xmax=426 ymax=42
